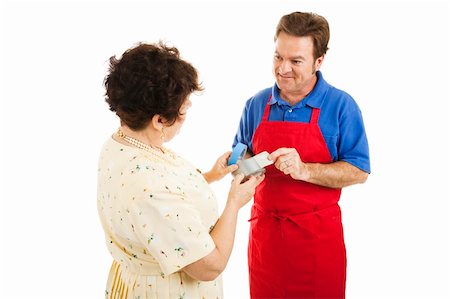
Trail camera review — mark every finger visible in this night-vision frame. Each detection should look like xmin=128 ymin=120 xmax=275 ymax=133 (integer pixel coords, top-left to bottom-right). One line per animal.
xmin=282 ymin=163 xmax=297 ymax=175
xmin=241 ymin=175 xmax=258 ymax=186
xmin=283 ymin=166 xmax=291 ymax=175
xmin=268 ymin=147 xmax=295 ymax=161
xmin=227 ymin=164 xmax=239 ymax=173
xmin=276 ymin=159 xmax=289 ymax=170
xmin=222 ymin=151 xmax=232 ymax=159
xmin=225 ymin=151 xmax=238 ymax=166
xmin=219 ymin=151 xmax=232 ymax=164
xmin=243 ymin=174 xmax=264 ymax=187
xmin=255 ymin=174 xmax=265 ymax=184
xmin=232 ymin=173 xmax=245 ymax=185
xmin=245 ymin=175 xmax=256 ymax=181
xmin=277 ymin=160 xmax=293 ymax=172
xmin=280 ymin=155 xmax=295 ymax=164
xmin=274 ymin=160 xmax=283 ymax=170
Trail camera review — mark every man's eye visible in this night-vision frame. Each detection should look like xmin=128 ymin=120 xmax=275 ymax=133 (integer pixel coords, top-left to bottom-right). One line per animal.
xmin=293 ymin=60 xmax=302 ymax=64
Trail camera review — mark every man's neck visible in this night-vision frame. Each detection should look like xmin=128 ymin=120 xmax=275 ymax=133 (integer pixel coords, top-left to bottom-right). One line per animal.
xmin=280 ymin=74 xmax=318 ymax=106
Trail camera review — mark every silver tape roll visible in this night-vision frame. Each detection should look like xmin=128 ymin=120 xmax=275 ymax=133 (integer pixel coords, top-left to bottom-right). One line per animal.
xmin=234 ymin=157 xmax=265 ymax=177
xmin=232 ymin=151 xmax=273 ymax=178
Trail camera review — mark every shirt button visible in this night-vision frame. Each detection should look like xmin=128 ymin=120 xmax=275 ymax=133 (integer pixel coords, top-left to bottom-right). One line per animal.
xmin=288 ymin=109 xmax=292 ymax=113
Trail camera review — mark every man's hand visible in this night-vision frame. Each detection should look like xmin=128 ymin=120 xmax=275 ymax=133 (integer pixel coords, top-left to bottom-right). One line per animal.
xmin=268 ymin=147 xmax=309 ymax=181
xmin=268 ymin=147 xmax=369 ymax=188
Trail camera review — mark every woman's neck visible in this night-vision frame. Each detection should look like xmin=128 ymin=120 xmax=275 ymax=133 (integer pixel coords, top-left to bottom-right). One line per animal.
xmin=117 ymin=126 xmax=164 ymax=151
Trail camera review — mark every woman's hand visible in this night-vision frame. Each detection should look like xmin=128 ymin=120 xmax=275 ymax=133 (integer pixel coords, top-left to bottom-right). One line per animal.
xmin=183 ymin=172 xmax=264 ymax=281
xmin=227 ymin=173 xmax=265 ymax=210
xmin=203 ymin=151 xmax=238 ymax=183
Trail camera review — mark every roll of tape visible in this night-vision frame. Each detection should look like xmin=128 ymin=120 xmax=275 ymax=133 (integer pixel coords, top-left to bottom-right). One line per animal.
xmin=228 ymin=143 xmax=248 ymax=166
xmin=233 ymin=151 xmax=273 ymax=178
xmin=234 ymin=157 xmax=265 ymax=177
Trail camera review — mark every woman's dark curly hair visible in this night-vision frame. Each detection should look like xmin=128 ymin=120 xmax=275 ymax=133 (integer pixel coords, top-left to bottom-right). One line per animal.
xmin=104 ymin=42 xmax=203 ymax=130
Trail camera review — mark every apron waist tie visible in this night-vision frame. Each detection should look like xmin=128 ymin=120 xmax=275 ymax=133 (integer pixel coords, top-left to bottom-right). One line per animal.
xmin=248 ymin=203 xmax=339 ymax=225
xmin=248 ymin=204 xmax=340 ymax=240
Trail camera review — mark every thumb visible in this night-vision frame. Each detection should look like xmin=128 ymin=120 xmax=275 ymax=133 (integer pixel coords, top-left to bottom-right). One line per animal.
xmin=232 ymin=173 xmax=245 ymax=185
xmin=227 ymin=164 xmax=239 ymax=173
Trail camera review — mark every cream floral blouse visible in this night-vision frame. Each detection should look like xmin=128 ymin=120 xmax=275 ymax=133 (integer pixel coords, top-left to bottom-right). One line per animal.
xmin=97 ymin=137 xmax=223 ymax=299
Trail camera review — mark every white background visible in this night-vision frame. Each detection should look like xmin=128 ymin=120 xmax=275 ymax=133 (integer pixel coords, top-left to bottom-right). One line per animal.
xmin=1 ymin=1 xmax=449 ymax=298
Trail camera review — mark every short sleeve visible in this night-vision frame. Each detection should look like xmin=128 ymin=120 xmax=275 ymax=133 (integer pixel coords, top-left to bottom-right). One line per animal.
xmin=233 ymin=99 xmax=254 ymax=151
xmin=126 ymin=168 xmax=216 ymax=276
xmin=338 ymin=100 xmax=371 ymax=173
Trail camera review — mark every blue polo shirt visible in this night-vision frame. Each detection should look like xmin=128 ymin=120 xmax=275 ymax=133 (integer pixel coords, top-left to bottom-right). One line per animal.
xmin=232 ymin=71 xmax=371 ymax=173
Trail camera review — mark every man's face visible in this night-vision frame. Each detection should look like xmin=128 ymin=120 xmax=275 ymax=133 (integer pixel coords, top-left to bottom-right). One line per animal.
xmin=273 ymin=32 xmax=324 ymax=99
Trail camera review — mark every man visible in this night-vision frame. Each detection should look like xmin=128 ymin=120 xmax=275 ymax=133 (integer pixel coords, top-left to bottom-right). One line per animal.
xmin=232 ymin=11 xmax=370 ymax=299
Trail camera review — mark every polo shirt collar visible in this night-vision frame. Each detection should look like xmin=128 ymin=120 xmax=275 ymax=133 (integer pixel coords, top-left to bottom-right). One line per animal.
xmin=270 ymin=71 xmax=329 ymax=109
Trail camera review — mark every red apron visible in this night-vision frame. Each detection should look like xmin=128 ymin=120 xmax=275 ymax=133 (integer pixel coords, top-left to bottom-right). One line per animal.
xmin=249 ymin=96 xmax=346 ymax=299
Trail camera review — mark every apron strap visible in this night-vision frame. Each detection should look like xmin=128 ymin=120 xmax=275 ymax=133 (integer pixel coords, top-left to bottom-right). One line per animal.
xmin=261 ymin=95 xmax=272 ymax=122
xmin=310 ymin=107 xmax=320 ymax=124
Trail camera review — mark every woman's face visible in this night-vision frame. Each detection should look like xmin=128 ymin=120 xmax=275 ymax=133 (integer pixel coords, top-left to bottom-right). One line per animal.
xmin=163 ymin=97 xmax=192 ymax=141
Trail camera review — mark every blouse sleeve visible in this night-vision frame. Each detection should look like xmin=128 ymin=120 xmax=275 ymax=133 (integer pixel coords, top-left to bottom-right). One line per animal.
xmin=125 ymin=165 xmax=216 ymax=276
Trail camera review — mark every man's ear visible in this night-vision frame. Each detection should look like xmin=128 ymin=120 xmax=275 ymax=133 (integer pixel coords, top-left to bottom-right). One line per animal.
xmin=314 ymin=54 xmax=325 ymax=72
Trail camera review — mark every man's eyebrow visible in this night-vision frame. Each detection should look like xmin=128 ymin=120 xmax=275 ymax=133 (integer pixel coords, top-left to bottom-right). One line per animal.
xmin=274 ymin=51 xmax=306 ymax=61
xmin=291 ymin=55 xmax=306 ymax=60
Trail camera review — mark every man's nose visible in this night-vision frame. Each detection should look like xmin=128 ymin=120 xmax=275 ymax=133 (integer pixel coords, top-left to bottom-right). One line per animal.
xmin=278 ymin=60 xmax=292 ymax=74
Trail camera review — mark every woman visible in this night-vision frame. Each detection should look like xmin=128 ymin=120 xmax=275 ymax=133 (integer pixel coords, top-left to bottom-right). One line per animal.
xmin=97 ymin=42 xmax=264 ymax=298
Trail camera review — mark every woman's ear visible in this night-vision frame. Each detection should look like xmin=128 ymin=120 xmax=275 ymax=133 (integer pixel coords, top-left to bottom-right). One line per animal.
xmin=151 ymin=114 xmax=164 ymax=131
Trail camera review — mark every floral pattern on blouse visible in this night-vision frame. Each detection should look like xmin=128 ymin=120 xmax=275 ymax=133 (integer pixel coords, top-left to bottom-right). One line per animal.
xmin=97 ymin=137 xmax=222 ymax=299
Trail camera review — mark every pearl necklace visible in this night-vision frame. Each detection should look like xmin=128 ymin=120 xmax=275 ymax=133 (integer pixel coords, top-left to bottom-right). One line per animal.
xmin=116 ymin=129 xmax=179 ymax=165
xmin=116 ymin=129 xmax=184 ymax=168
xmin=117 ymin=129 xmax=166 ymax=154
